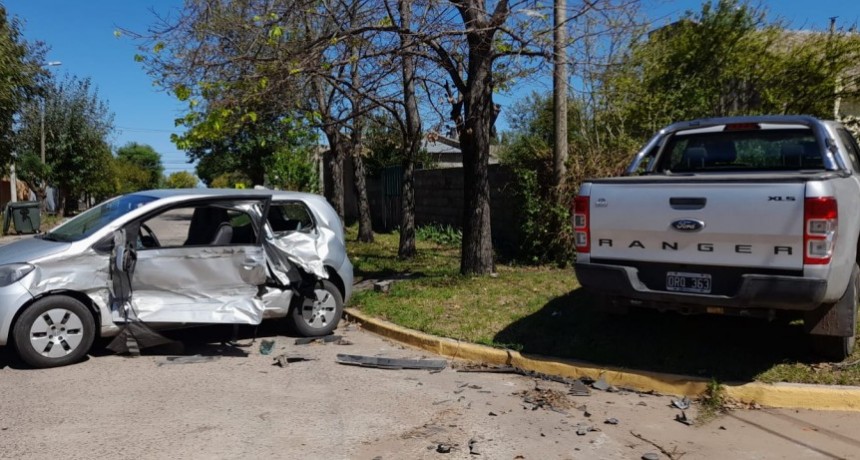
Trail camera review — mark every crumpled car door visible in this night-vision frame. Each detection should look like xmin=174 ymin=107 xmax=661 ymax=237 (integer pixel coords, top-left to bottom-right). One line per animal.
xmin=110 ymin=198 xmax=270 ymax=325
xmin=264 ymin=200 xmax=329 ymax=282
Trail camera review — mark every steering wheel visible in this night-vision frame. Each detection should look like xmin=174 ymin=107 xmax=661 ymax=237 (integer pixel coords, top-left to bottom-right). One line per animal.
xmin=140 ymin=223 xmax=161 ymax=248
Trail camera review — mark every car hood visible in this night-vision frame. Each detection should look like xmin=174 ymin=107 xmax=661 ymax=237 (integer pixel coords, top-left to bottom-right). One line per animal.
xmin=0 ymin=237 xmax=73 ymax=266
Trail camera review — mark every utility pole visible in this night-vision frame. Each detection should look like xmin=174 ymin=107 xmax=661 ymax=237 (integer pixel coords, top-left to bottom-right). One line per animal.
xmin=830 ymin=17 xmax=840 ymax=119
xmin=553 ymin=0 xmax=568 ymax=189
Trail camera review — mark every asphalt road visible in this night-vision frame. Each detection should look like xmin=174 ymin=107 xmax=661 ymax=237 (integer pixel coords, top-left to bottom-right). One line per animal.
xmin=2 ymin=320 xmax=860 ymax=459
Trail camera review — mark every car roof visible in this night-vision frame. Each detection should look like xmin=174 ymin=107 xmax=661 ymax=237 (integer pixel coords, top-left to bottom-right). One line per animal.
xmin=129 ymin=188 xmax=323 ymax=202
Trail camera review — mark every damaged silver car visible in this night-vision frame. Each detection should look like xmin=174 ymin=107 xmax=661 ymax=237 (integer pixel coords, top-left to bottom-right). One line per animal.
xmin=0 ymin=189 xmax=353 ymax=368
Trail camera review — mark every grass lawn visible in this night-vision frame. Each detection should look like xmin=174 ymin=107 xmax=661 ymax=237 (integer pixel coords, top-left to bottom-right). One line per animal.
xmin=347 ymin=226 xmax=860 ymax=385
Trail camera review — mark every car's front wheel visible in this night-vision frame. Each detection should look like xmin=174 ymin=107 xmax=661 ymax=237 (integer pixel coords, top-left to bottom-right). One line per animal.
xmin=288 ymin=279 xmax=343 ymax=337
xmin=12 ymin=296 xmax=95 ymax=368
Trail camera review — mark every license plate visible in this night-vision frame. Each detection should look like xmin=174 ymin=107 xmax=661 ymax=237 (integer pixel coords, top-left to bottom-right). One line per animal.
xmin=666 ymin=271 xmax=712 ymax=294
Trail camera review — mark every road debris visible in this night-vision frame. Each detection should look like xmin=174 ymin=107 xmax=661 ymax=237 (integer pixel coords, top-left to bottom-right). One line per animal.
xmin=605 ymin=418 xmax=619 ymax=425
xmin=642 ymin=453 xmax=660 ymax=460
xmin=273 ymin=354 xmax=315 ymax=367
xmin=592 ymin=377 xmax=615 ymax=392
xmin=258 ymin=339 xmax=275 ymax=355
xmin=436 ymin=443 xmax=452 ymax=453
xmin=516 ymin=386 xmax=572 ymax=412
xmin=335 ymin=354 xmax=447 ymax=371
xmin=569 ymin=380 xmax=591 ymax=396
xmin=156 ymin=355 xmax=219 ymax=366
xmin=468 ymin=438 xmax=481 ymax=455
xmin=631 ymin=430 xmax=686 ymax=459
xmin=675 ymin=411 xmax=694 ymax=426
xmin=671 ymin=396 xmax=691 ymax=410
xmin=295 ymin=335 xmax=343 ymax=345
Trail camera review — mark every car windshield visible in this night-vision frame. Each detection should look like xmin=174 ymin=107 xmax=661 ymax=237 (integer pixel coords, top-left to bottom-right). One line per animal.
xmin=656 ymin=126 xmax=822 ymax=173
xmin=42 ymin=194 xmax=158 ymax=242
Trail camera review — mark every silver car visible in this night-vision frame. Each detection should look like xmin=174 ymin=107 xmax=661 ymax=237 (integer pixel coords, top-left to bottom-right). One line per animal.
xmin=0 ymin=189 xmax=353 ymax=368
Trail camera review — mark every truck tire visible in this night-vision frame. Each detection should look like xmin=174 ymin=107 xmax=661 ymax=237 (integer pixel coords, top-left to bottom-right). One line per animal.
xmin=808 ymin=264 xmax=859 ymax=361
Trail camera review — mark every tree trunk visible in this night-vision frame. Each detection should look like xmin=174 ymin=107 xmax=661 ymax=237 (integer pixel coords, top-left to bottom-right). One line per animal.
xmin=323 ymin=129 xmax=345 ymax=221
xmin=458 ymin=35 xmax=496 ymax=275
xmin=398 ymin=0 xmax=421 ymax=259
xmin=352 ymin=150 xmax=373 ymax=242
xmin=348 ymin=49 xmax=374 ymax=243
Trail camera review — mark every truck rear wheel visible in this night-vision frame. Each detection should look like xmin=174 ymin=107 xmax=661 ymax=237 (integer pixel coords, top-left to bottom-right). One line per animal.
xmin=808 ymin=263 xmax=859 ymax=361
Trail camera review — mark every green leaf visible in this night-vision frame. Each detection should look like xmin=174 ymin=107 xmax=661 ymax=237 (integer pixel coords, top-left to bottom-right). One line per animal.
xmin=247 ymin=112 xmax=258 ymax=123
xmin=113 ymin=30 xmax=122 ymax=38
xmin=134 ymin=54 xmax=144 ymax=63
xmin=174 ymin=85 xmax=191 ymax=101
xmin=153 ymin=42 xmax=165 ymax=53
xmin=269 ymin=26 xmax=283 ymax=39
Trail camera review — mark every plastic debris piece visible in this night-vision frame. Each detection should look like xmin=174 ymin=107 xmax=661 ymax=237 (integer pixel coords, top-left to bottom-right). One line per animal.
xmin=569 ymin=380 xmax=591 ymax=396
xmin=675 ymin=411 xmax=694 ymax=426
xmin=592 ymin=377 xmax=610 ymax=391
xmin=642 ymin=453 xmax=660 ymax=460
xmin=605 ymin=418 xmax=619 ymax=425
xmin=671 ymin=396 xmax=691 ymax=410
xmin=157 ymin=355 xmax=219 ymax=366
xmin=576 ymin=427 xmax=587 ymax=436
xmin=259 ymin=339 xmax=275 ymax=355
xmin=335 ymin=354 xmax=447 ymax=371
xmin=436 ymin=444 xmax=452 ymax=453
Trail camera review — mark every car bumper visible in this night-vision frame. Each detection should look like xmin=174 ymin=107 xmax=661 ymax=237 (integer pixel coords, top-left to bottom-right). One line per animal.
xmin=575 ymin=262 xmax=827 ymax=311
xmin=0 ymin=281 xmax=36 ymax=346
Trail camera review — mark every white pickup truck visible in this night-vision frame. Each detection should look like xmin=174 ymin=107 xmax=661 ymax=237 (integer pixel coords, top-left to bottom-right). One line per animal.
xmin=573 ymin=116 xmax=860 ymax=360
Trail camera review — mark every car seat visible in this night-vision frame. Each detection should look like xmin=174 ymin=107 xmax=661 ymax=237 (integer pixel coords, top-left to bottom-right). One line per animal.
xmin=184 ymin=207 xmax=232 ymax=245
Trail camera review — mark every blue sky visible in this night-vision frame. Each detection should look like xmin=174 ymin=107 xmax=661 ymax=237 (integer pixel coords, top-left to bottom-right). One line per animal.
xmin=5 ymin=0 xmax=860 ymax=175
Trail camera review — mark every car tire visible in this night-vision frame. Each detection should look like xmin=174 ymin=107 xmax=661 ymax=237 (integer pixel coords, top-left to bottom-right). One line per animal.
xmin=288 ymin=279 xmax=343 ymax=337
xmin=12 ymin=296 xmax=96 ymax=368
xmin=809 ymin=264 xmax=859 ymax=361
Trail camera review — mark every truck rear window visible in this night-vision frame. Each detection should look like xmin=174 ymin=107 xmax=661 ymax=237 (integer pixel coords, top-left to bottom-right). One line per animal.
xmin=657 ymin=128 xmax=821 ymax=172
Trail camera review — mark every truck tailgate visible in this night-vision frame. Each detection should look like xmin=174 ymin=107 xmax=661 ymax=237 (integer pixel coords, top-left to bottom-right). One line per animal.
xmin=588 ymin=182 xmax=805 ymax=270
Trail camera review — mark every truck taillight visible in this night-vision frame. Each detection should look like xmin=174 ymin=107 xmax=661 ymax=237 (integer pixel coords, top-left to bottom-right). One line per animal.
xmin=804 ymin=197 xmax=837 ymax=265
xmin=573 ymin=196 xmax=590 ymax=253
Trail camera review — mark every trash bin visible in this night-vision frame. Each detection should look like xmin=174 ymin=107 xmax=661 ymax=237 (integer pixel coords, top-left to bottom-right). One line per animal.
xmin=6 ymin=201 xmax=41 ymax=234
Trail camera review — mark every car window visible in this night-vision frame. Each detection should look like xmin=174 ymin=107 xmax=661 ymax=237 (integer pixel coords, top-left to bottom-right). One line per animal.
xmin=43 ymin=194 xmax=157 ymax=242
xmin=137 ymin=203 xmax=258 ymax=249
xmin=657 ymin=127 xmax=821 ymax=172
xmin=268 ymin=202 xmax=315 ymax=233
xmin=837 ymin=128 xmax=860 ymax=172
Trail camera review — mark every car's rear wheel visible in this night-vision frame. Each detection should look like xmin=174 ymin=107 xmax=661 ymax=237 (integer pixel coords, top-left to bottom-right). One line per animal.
xmin=13 ymin=295 xmax=95 ymax=368
xmin=809 ymin=264 xmax=859 ymax=361
xmin=288 ymin=279 xmax=343 ymax=337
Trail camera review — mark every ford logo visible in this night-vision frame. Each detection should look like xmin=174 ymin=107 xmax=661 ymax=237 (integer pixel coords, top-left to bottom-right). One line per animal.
xmin=671 ymin=219 xmax=705 ymax=232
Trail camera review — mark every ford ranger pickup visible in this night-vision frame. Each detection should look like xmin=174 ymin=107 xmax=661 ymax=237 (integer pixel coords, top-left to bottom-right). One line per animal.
xmin=573 ymin=115 xmax=860 ymax=360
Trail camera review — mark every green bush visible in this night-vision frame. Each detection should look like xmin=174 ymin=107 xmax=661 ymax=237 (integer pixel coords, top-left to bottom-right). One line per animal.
xmin=415 ymin=224 xmax=462 ymax=246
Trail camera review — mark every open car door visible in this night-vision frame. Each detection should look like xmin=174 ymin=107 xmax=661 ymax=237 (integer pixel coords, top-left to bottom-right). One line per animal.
xmin=109 ymin=196 xmax=270 ymax=325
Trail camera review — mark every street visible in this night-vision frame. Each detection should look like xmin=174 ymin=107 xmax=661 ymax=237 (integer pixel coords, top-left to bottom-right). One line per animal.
xmin=2 ymin=321 xmax=860 ymax=459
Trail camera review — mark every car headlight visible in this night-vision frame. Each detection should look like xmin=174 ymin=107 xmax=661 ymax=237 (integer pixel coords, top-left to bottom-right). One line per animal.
xmin=0 ymin=263 xmax=35 ymax=287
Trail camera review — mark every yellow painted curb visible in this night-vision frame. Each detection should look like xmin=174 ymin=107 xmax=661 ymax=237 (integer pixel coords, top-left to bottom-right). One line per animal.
xmin=344 ymin=307 xmax=860 ymax=412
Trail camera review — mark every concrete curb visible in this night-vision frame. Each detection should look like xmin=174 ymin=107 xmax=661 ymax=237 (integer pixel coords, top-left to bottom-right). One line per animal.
xmin=344 ymin=307 xmax=860 ymax=411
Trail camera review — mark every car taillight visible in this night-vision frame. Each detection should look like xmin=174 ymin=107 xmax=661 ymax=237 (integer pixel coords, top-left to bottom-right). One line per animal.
xmin=573 ymin=196 xmax=590 ymax=254
xmin=804 ymin=197 xmax=837 ymax=265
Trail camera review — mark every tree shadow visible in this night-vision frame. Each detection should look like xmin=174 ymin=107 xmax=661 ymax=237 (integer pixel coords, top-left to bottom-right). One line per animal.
xmin=493 ymin=288 xmax=819 ymax=382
